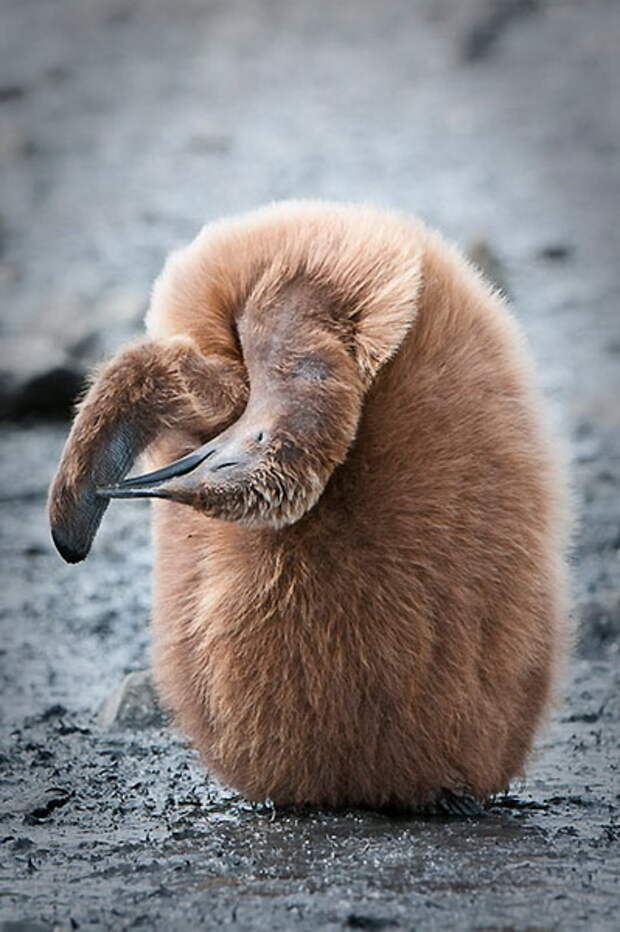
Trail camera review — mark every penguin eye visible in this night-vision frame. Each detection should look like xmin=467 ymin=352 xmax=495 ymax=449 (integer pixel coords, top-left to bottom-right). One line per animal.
xmin=291 ymin=355 xmax=330 ymax=382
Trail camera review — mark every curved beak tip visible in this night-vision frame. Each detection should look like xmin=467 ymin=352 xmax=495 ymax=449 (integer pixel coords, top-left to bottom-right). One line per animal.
xmin=96 ymin=444 xmax=213 ymax=500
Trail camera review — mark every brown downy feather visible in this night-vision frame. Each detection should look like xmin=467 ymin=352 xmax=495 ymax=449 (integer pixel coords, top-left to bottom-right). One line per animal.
xmin=49 ymin=201 xmax=571 ymax=809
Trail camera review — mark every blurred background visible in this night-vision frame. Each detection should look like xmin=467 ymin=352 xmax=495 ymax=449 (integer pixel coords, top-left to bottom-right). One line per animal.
xmin=1 ymin=0 xmax=618 ymax=418
xmin=0 ymin=1 xmax=618 ymax=928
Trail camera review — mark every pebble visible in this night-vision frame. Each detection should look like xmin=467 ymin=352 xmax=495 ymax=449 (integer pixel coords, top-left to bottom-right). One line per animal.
xmin=98 ymin=670 xmax=168 ymax=730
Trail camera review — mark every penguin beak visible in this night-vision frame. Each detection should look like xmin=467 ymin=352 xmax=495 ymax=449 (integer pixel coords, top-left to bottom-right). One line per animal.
xmin=97 ymin=442 xmax=215 ymax=501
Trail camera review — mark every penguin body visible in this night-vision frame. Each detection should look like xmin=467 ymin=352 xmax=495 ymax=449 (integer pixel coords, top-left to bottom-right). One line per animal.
xmin=49 ymin=202 xmax=570 ymax=810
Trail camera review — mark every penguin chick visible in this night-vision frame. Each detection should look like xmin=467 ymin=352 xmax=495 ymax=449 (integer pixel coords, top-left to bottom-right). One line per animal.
xmin=49 ymin=201 xmax=571 ymax=812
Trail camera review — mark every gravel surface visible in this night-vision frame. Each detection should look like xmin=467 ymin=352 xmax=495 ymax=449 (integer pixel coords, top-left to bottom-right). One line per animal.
xmin=1 ymin=1 xmax=619 ymax=929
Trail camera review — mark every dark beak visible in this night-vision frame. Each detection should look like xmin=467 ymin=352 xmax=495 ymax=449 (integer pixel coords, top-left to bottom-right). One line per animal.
xmin=97 ymin=444 xmax=213 ymax=500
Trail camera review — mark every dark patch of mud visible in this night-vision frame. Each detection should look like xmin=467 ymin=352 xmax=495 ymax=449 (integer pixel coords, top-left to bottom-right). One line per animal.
xmin=0 ymin=655 xmax=618 ymax=930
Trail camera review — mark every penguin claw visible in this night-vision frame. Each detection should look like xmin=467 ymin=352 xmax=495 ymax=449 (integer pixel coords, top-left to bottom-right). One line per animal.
xmin=426 ymin=790 xmax=485 ymax=819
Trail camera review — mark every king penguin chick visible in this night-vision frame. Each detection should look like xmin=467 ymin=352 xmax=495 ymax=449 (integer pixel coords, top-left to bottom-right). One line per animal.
xmin=49 ymin=201 xmax=571 ymax=813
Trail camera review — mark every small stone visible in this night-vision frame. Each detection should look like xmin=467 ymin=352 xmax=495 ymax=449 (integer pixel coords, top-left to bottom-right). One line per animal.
xmin=8 ymin=786 xmax=73 ymax=825
xmin=27 ymin=787 xmax=71 ymax=821
xmin=98 ymin=670 xmax=168 ymax=730
xmin=345 ymin=916 xmax=399 ymax=930
xmin=538 ymin=243 xmax=574 ymax=262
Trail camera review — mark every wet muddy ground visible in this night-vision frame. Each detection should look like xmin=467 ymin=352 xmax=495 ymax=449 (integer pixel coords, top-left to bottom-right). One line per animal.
xmin=1 ymin=0 xmax=619 ymax=929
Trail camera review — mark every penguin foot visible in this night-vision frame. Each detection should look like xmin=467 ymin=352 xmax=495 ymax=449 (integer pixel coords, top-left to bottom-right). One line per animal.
xmin=425 ymin=789 xmax=486 ymax=819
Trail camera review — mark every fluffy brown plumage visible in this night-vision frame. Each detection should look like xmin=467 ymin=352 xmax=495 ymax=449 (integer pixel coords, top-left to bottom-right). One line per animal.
xmin=49 ymin=201 xmax=571 ymax=810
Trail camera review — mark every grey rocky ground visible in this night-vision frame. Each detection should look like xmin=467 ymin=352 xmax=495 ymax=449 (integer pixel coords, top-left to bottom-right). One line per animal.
xmin=0 ymin=0 xmax=619 ymax=929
